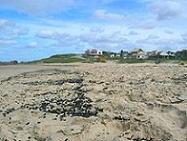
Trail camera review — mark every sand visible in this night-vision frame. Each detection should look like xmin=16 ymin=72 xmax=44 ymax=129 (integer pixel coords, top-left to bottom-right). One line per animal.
xmin=0 ymin=63 xmax=187 ymax=141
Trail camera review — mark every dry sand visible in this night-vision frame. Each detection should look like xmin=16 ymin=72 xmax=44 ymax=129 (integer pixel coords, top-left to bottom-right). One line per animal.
xmin=0 ymin=63 xmax=187 ymax=141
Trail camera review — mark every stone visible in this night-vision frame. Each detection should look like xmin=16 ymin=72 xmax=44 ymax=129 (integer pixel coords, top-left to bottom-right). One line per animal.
xmin=169 ymin=97 xmax=184 ymax=104
xmin=63 ymin=125 xmax=84 ymax=135
xmin=177 ymin=95 xmax=187 ymax=101
xmin=114 ymin=115 xmax=130 ymax=121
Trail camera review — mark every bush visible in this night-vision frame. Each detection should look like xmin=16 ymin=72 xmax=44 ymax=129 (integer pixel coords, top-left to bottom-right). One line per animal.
xmin=38 ymin=54 xmax=87 ymax=63
xmin=155 ymin=59 xmax=161 ymax=64
xmin=179 ymin=62 xmax=185 ymax=65
xmin=97 ymin=56 xmax=107 ymax=63
xmin=119 ymin=58 xmax=145 ymax=64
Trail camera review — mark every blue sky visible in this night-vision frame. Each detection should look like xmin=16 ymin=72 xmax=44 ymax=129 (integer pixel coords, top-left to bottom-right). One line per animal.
xmin=0 ymin=0 xmax=187 ymax=61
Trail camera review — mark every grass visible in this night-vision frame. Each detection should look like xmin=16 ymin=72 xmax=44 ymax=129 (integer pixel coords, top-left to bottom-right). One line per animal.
xmin=39 ymin=54 xmax=86 ymax=63
xmin=28 ymin=54 xmax=107 ymax=64
xmin=119 ymin=58 xmax=145 ymax=64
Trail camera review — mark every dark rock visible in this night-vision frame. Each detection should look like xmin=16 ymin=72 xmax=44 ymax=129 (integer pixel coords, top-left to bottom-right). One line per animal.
xmin=2 ymin=108 xmax=16 ymax=116
xmin=172 ymin=74 xmax=187 ymax=83
xmin=133 ymin=138 xmax=153 ymax=141
xmin=22 ymin=78 xmax=84 ymax=86
xmin=114 ymin=115 xmax=130 ymax=121
xmin=23 ymin=94 xmax=100 ymax=119
xmin=25 ymin=122 xmax=30 ymax=125
xmin=19 ymin=74 xmax=102 ymax=120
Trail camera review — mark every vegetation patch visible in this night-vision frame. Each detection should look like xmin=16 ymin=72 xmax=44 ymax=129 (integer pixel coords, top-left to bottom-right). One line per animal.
xmin=41 ymin=54 xmax=86 ymax=63
xmin=119 ymin=58 xmax=145 ymax=64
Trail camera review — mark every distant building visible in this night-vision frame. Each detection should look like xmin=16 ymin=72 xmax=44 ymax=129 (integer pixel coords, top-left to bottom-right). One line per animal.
xmin=110 ymin=54 xmax=115 ymax=58
xmin=0 ymin=60 xmax=18 ymax=65
xmin=147 ymin=50 xmax=175 ymax=59
xmin=160 ymin=52 xmax=168 ymax=57
xmin=116 ymin=54 xmax=121 ymax=57
xmin=120 ymin=50 xmax=129 ymax=58
xmin=84 ymin=49 xmax=102 ymax=58
xmin=129 ymin=48 xmax=147 ymax=59
xmin=160 ymin=52 xmax=174 ymax=59
xmin=166 ymin=51 xmax=175 ymax=57
xmin=147 ymin=50 xmax=162 ymax=59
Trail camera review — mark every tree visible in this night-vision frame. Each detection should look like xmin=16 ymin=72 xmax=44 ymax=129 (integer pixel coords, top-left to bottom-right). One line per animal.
xmin=120 ymin=50 xmax=124 ymax=58
xmin=175 ymin=50 xmax=187 ymax=60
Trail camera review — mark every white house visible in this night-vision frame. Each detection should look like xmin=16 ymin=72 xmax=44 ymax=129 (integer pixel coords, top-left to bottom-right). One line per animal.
xmin=84 ymin=49 xmax=102 ymax=58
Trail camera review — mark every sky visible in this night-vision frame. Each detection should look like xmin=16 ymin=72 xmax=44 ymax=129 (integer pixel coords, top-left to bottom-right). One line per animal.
xmin=0 ymin=0 xmax=187 ymax=61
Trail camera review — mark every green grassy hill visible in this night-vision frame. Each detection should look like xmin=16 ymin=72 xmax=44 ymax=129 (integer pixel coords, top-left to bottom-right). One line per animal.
xmin=30 ymin=54 xmax=86 ymax=63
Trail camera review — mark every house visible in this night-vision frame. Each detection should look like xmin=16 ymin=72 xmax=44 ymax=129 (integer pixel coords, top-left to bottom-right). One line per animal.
xmin=109 ymin=53 xmax=120 ymax=58
xmin=120 ymin=50 xmax=129 ymax=58
xmin=110 ymin=54 xmax=115 ymax=58
xmin=158 ymin=51 xmax=175 ymax=59
xmin=166 ymin=51 xmax=175 ymax=57
xmin=160 ymin=52 xmax=171 ymax=59
xmin=129 ymin=48 xmax=147 ymax=59
xmin=116 ymin=54 xmax=121 ymax=57
xmin=147 ymin=50 xmax=161 ymax=59
xmin=84 ymin=49 xmax=102 ymax=58
xmin=0 ymin=60 xmax=18 ymax=65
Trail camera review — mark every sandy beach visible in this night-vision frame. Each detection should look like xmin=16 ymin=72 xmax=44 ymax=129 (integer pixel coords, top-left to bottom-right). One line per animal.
xmin=0 ymin=63 xmax=187 ymax=141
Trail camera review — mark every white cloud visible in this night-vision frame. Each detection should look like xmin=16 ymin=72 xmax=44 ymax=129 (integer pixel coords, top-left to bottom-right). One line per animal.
xmin=0 ymin=39 xmax=17 ymax=46
xmin=34 ymin=19 xmax=187 ymax=52
xmin=0 ymin=19 xmax=28 ymax=39
xmin=148 ymin=0 xmax=186 ymax=20
xmin=37 ymin=30 xmax=78 ymax=44
xmin=147 ymin=34 xmax=160 ymax=40
xmin=0 ymin=0 xmax=75 ymax=16
xmin=165 ymin=30 xmax=173 ymax=34
xmin=0 ymin=50 xmax=4 ymax=54
xmin=94 ymin=9 xmax=126 ymax=21
xmin=181 ymin=33 xmax=187 ymax=41
xmin=0 ymin=19 xmax=10 ymax=26
xmin=28 ymin=42 xmax=38 ymax=48
xmin=36 ymin=25 xmax=130 ymax=51
xmin=89 ymin=27 xmax=105 ymax=33
xmin=136 ymin=33 xmax=186 ymax=51
xmin=129 ymin=20 xmax=157 ymax=30
xmin=36 ymin=30 xmax=59 ymax=39
xmin=36 ymin=29 xmax=83 ymax=50
xmin=128 ymin=31 xmax=138 ymax=36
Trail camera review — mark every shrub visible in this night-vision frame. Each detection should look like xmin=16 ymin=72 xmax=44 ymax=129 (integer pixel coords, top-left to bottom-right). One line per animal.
xmin=97 ymin=56 xmax=107 ymax=63
xmin=119 ymin=58 xmax=145 ymax=64
xmin=155 ymin=59 xmax=161 ymax=64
